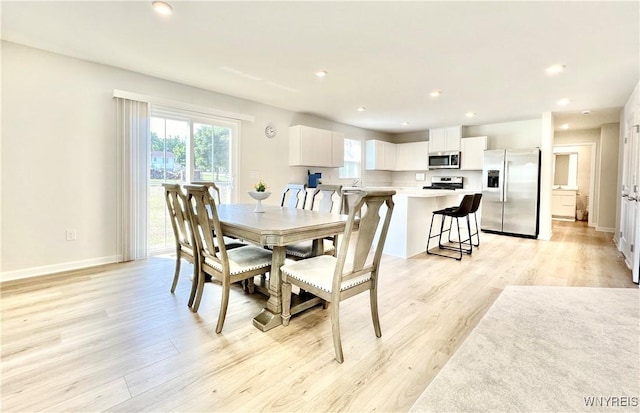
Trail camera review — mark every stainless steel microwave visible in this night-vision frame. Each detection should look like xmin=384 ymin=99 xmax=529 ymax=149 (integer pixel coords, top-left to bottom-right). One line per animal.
xmin=428 ymin=151 xmax=460 ymax=169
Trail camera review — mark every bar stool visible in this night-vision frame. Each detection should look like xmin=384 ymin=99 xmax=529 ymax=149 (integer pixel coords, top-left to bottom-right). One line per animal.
xmin=440 ymin=193 xmax=483 ymax=247
xmin=426 ymin=194 xmax=475 ymax=260
xmin=468 ymin=193 xmax=483 ymax=247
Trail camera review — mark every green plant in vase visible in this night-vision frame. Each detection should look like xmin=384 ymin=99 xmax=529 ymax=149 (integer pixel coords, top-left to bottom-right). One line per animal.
xmin=254 ymin=179 xmax=267 ymax=192
xmin=250 ymin=179 xmax=270 ymax=212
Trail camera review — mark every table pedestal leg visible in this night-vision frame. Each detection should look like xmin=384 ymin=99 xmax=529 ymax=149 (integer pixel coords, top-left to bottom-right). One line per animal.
xmin=252 ymin=245 xmax=285 ymax=331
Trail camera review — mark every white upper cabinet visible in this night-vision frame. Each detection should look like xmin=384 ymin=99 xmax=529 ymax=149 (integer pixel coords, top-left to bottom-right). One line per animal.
xmin=365 ymin=140 xmax=396 ymax=170
xmin=395 ymin=141 xmax=429 ymax=171
xmin=331 ymin=132 xmax=345 ymax=167
xmin=289 ymin=125 xmax=343 ymax=167
xmin=429 ymin=126 xmax=462 ymax=153
xmin=460 ymin=136 xmax=487 ymax=170
xmin=366 ymin=140 xmax=428 ymax=171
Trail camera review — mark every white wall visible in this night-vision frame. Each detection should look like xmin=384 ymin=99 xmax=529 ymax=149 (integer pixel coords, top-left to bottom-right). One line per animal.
xmin=539 ymin=113 xmax=554 ymax=240
xmin=465 ymin=119 xmax=542 ymax=149
xmin=598 ymin=123 xmax=621 ymax=231
xmin=0 ymin=41 xmax=391 ymax=279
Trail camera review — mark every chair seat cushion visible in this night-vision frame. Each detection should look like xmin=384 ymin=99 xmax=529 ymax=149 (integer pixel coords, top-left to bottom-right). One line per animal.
xmin=204 ymin=245 xmax=272 ymax=275
xmin=281 ymin=255 xmax=371 ymax=293
xmin=221 ymin=236 xmax=246 ymax=249
xmin=285 ymin=239 xmax=335 ymax=258
xmin=433 ymin=207 xmax=467 ymax=217
xmin=179 ymin=245 xmax=194 ymax=257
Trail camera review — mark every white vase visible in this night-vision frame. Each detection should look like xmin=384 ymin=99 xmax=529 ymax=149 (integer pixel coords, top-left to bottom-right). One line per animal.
xmin=248 ymin=191 xmax=271 ymax=213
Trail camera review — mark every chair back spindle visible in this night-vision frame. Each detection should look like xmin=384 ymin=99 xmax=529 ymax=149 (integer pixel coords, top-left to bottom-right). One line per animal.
xmin=163 ymin=184 xmax=194 ymax=252
xmin=281 ymin=183 xmax=308 ymax=209
xmin=184 ymin=185 xmax=229 ymax=272
xmin=334 ymin=191 xmax=394 ymax=288
xmin=190 ymin=181 xmax=222 ymax=204
xmin=311 ymin=184 xmax=343 ymax=214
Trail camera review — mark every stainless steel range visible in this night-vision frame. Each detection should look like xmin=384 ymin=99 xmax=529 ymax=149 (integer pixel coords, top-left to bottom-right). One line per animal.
xmin=423 ymin=176 xmax=463 ymax=190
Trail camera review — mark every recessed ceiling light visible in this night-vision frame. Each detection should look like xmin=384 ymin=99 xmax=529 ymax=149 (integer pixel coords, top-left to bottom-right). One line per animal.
xmin=429 ymin=90 xmax=441 ymax=97
xmin=402 ymin=121 xmax=410 ymax=126
xmin=465 ymin=112 xmax=476 ymax=118
xmin=546 ymin=64 xmax=565 ymax=75
xmin=315 ymin=70 xmax=328 ymax=78
xmin=357 ymin=107 xmax=366 ymax=112
xmin=561 ymin=124 xmax=569 ymax=130
xmin=582 ymin=110 xmax=591 ymax=115
xmin=152 ymin=1 xmax=173 ymax=15
xmin=556 ymin=98 xmax=571 ymax=106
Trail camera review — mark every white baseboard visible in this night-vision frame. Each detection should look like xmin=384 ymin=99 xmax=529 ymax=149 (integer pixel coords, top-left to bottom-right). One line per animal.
xmin=595 ymin=226 xmax=615 ymax=233
xmin=1 ymin=255 xmax=123 ymax=283
xmin=613 ymin=237 xmax=621 ymax=250
xmin=537 ymin=230 xmax=552 ymax=241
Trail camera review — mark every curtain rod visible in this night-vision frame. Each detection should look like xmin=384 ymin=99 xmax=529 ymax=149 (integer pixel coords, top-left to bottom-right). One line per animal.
xmin=113 ymin=89 xmax=255 ymax=123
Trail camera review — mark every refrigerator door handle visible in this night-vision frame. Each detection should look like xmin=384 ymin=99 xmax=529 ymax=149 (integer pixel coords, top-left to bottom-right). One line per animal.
xmin=503 ymin=162 xmax=509 ymax=203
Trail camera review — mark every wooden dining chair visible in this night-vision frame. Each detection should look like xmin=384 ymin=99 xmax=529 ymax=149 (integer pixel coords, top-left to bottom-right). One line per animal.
xmin=184 ymin=185 xmax=273 ymax=332
xmin=284 ymin=184 xmax=343 ymax=259
xmin=281 ymin=190 xmax=396 ymax=363
xmin=163 ymin=183 xmax=200 ymax=307
xmin=280 ymin=183 xmax=308 ymax=209
xmin=341 ymin=188 xmax=363 ymax=215
xmin=190 ymin=180 xmax=223 ymax=204
xmin=190 ymin=181 xmax=246 ymax=250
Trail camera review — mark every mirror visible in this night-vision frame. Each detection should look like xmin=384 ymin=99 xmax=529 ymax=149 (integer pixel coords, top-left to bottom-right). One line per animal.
xmin=554 ymin=152 xmax=578 ymax=189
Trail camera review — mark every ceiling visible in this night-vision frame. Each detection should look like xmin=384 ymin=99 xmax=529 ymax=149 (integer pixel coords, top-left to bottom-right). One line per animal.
xmin=2 ymin=1 xmax=638 ymax=134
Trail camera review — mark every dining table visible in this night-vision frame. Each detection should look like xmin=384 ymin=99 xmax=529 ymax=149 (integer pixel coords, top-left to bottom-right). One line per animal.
xmin=215 ymin=203 xmax=353 ymax=332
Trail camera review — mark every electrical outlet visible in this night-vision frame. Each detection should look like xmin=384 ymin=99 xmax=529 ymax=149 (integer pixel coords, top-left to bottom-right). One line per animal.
xmin=65 ymin=229 xmax=77 ymax=241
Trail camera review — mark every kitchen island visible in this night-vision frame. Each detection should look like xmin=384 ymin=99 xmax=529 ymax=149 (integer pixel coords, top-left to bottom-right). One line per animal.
xmin=364 ymin=187 xmax=479 ymax=258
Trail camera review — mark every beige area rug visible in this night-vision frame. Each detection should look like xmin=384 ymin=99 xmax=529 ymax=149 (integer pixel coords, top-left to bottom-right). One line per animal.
xmin=410 ymin=286 xmax=640 ymax=412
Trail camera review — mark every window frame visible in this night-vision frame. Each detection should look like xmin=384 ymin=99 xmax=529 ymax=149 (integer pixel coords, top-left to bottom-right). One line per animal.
xmin=338 ymin=138 xmax=362 ymax=180
xmin=148 ymin=105 xmax=241 ymax=253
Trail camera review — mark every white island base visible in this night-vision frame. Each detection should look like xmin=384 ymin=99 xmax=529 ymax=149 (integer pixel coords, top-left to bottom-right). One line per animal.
xmin=377 ymin=189 xmax=479 ymax=259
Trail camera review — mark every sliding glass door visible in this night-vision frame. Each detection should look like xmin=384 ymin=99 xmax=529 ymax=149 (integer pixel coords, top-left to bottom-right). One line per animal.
xmin=193 ymin=122 xmax=234 ymax=203
xmin=148 ymin=107 xmax=238 ymax=253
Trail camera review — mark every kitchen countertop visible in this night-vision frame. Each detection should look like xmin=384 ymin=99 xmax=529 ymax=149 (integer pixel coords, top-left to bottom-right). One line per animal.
xmin=349 ymin=186 xmax=480 ymax=198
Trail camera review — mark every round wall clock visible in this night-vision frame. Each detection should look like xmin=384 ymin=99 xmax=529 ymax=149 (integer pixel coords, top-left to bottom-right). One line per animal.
xmin=265 ymin=123 xmax=277 ymax=139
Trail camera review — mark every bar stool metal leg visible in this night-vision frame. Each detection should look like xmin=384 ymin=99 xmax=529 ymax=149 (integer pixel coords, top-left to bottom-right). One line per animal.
xmin=426 ymin=194 xmax=474 ymax=260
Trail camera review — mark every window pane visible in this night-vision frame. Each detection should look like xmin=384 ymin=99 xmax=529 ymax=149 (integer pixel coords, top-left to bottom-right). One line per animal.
xmin=193 ymin=123 xmax=232 ymax=203
xmin=339 ymin=139 xmax=361 ymax=179
xmin=149 ymin=117 xmax=188 ymax=251
xmin=148 ymin=108 xmax=239 ymax=254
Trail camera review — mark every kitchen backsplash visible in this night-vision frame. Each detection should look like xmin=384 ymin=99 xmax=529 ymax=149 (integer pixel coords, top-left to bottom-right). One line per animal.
xmin=391 ymin=170 xmax=483 ymax=189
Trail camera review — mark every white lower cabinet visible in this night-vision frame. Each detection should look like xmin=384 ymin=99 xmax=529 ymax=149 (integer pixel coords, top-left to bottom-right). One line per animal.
xmin=552 ymin=189 xmax=577 ymax=220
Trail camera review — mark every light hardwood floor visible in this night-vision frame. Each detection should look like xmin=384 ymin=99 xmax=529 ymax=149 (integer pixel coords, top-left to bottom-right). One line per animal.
xmin=1 ymin=221 xmax=636 ymax=412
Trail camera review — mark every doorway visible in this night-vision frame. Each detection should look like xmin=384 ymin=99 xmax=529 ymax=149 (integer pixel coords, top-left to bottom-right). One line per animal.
xmin=552 ymin=143 xmax=597 ymax=227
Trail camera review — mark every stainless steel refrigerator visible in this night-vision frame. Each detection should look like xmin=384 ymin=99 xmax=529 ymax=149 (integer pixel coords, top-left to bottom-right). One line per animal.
xmin=482 ymin=148 xmax=541 ymax=238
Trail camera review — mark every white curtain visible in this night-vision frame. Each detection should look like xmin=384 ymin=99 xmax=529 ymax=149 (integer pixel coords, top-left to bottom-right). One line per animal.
xmin=116 ymin=98 xmax=149 ymax=261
